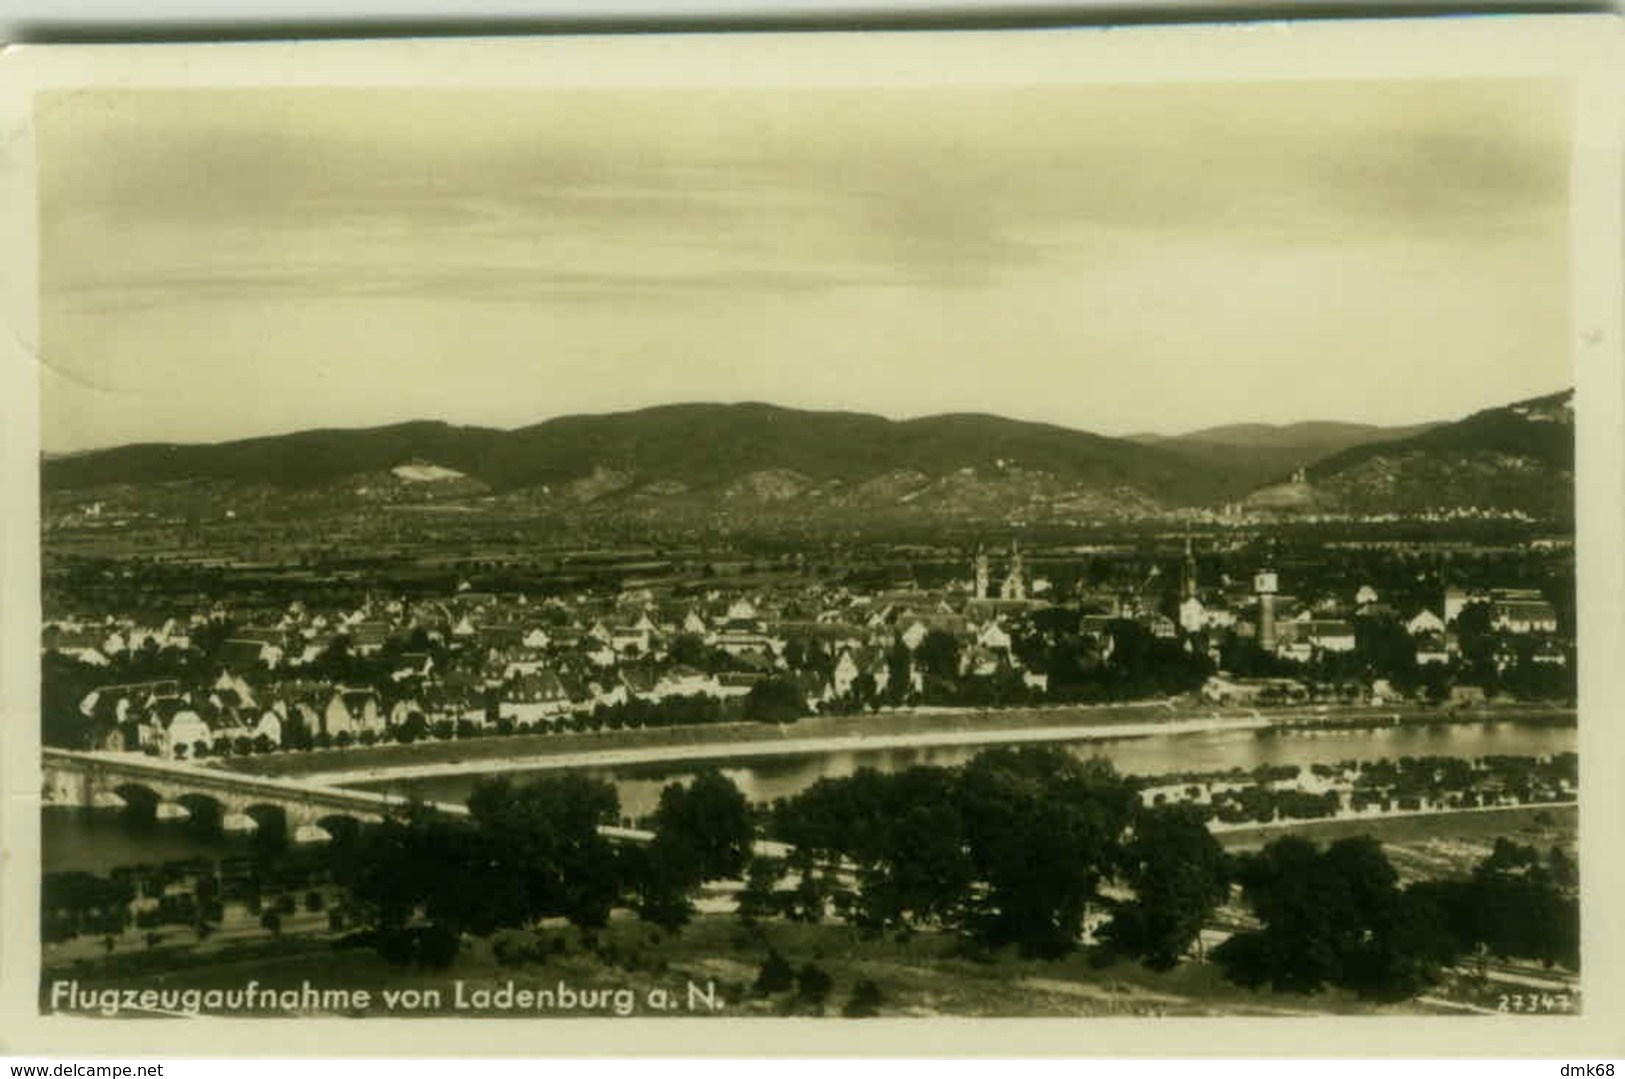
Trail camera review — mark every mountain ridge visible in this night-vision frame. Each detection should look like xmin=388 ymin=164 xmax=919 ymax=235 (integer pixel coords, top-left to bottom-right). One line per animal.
xmin=41 ymin=392 xmax=1575 ymax=523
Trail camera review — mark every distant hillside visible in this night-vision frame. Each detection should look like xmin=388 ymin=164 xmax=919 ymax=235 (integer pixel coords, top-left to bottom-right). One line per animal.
xmin=1131 ymin=420 xmax=1441 ymax=498
xmin=42 ymin=420 xmax=509 ymax=492
xmin=42 ymin=393 xmax=1575 ymax=527
xmin=41 ymin=403 xmax=1217 ymax=522
xmin=1248 ymin=390 xmax=1574 ymax=517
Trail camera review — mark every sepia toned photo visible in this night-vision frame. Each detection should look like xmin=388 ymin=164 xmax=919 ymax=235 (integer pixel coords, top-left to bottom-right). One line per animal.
xmin=1 ymin=17 xmax=1622 ymax=1058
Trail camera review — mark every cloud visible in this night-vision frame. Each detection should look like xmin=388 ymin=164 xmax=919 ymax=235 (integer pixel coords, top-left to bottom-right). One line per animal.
xmin=36 ymin=80 xmax=1570 ymax=451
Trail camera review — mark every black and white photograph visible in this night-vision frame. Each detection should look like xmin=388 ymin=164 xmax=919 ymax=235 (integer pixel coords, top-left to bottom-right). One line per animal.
xmin=1 ymin=17 xmax=1622 ymax=1057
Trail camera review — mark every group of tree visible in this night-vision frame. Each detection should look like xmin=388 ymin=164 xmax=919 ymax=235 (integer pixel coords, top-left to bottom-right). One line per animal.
xmin=335 ymin=768 xmax=754 ymax=963
xmin=763 ymin=748 xmax=1227 ymax=963
xmin=1213 ymin=834 xmax=1579 ymax=1000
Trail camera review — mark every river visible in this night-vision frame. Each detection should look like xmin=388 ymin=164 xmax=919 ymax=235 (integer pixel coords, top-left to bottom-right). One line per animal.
xmin=364 ymin=715 xmax=1576 ymax=822
xmin=43 ymin=716 xmax=1575 ymax=873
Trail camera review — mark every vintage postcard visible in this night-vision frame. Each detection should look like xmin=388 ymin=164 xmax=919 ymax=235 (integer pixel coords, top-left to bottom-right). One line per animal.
xmin=1 ymin=16 xmax=1622 ymax=1057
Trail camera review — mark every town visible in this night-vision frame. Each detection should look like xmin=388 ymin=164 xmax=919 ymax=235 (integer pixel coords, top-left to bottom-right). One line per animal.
xmin=41 ymin=529 xmax=1576 ymax=763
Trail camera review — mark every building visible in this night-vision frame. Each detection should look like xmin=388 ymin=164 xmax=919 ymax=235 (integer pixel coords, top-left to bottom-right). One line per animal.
xmin=1255 ymin=566 xmax=1279 ymax=654
xmin=1406 ymin=609 xmax=1446 ymax=637
xmin=999 ymin=543 xmax=1026 ymax=602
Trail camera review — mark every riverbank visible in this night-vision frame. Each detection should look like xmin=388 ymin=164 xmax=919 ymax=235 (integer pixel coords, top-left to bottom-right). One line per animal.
xmin=290 ymin=713 xmax=1279 ymax=788
xmin=218 ymin=701 xmax=1207 ymax=781
xmin=219 ymin=700 xmax=1570 ymax=789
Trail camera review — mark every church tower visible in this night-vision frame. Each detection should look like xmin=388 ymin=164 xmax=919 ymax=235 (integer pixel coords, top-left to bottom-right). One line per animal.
xmin=1177 ymin=537 xmax=1206 ymax=634
xmin=973 ymin=545 xmax=990 ymax=600
xmin=1000 ymin=541 xmax=1026 ymax=601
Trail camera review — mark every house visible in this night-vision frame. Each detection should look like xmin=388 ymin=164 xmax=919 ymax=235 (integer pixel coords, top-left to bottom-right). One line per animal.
xmin=1276 ymin=619 xmax=1356 ymax=654
xmin=653 ymin=665 xmax=716 ymax=701
xmin=618 ymin=668 xmax=659 ymax=702
xmin=1304 ymin=620 xmax=1356 ymax=653
xmin=501 ymin=670 xmax=577 ymax=724
xmin=324 ymin=688 xmax=383 ymax=737
xmin=1531 ymin=640 xmax=1568 ymax=667
xmin=217 ymin=637 xmax=283 ymax=674
xmin=212 ymin=670 xmax=258 ymax=709
xmin=831 ymin=647 xmax=890 ymax=697
xmin=508 ymin=669 xmax=573 ymax=707
xmin=1492 ymin=599 xmax=1559 ymax=635
xmin=393 ymin=652 xmax=435 ymax=681
xmin=711 ymin=626 xmax=780 ymax=657
xmin=1177 ymin=596 xmax=1206 ymax=635
xmin=1415 ymin=633 xmax=1450 ymax=666
xmin=252 ymin=708 xmax=284 ymax=748
xmin=975 ymin=621 xmax=1014 ymax=652
xmin=349 ymin=621 xmax=392 ymax=656
xmin=161 ymin=709 xmax=213 ymax=758
xmin=47 ymin=625 xmax=111 ymax=666
xmin=1201 ymin=675 xmax=1309 ymax=705
xmin=1406 ymin=609 xmax=1446 ymax=637
xmin=716 ymin=672 xmax=764 ymax=699
xmin=1144 ymin=614 xmax=1178 ymax=641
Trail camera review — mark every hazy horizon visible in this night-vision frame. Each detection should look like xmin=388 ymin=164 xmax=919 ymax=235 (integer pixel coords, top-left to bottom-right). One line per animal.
xmin=39 ymin=80 xmax=1571 ymax=454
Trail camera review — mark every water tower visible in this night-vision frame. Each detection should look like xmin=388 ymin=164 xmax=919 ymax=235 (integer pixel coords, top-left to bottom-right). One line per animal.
xmin=1255 ymin=564 xmax=1279 ymax=653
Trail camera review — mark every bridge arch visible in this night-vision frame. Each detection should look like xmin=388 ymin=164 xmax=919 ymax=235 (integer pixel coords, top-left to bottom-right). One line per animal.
xmin=244 ymin=804 xmax=290 ymax=848
xmin=315 ymin=814 xmax=366 ymax=847
xmin=176 ymin=792 xmax=227 ymax=837
xmin=112 ymin=782 xmax=162 ymax=824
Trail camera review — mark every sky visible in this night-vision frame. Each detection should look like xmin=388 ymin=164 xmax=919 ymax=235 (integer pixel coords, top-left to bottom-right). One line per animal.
xmin=38 ymin=79 xmax=1571 ymax=453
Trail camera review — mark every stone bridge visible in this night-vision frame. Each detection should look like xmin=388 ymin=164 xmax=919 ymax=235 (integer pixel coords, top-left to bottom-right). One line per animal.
xmin=40 ymin=748 xmax=786 ymax=855
xmin=41 ymin=748 xmax=436 ymax=844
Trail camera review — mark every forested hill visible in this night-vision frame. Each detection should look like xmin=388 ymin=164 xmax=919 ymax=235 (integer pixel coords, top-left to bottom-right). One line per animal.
xmin=1129 ymin=420 xmax=1443 ymax=498
xmin=41 ymin=392 xmax=1576 ymax=522
xmin=1244 ymin=390 xmax=1575 ymax=517
xmin=41 ymin=403 xmax=1216 ymax=510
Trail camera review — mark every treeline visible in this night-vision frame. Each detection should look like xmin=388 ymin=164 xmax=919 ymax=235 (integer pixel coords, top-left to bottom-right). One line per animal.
xmin=67 ymin=745 xmax=1575 ymax=1008
xmin=750 ymin=749 xmax=1578 ymax=997
xmin=1217 ymin=836 xmax=1578 ymax=1000
xmin=332 ymin=769 xmax=754 ymax=965
xmin=752 ymin=751 xmax=1239 ymax=969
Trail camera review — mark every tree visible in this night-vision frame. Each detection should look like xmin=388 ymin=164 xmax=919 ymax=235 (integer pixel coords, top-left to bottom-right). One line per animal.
xmin=842 ymin=979 xmax=884 ymax=1018
xmin=736 ymin=856 xmax=784 ymax=926
xmin=795 ymin=963 xmax=834 ymax=1015
xmin=668 ymin=633 xmax=711 ymax=670
xmin=753 ymin=949 xmax=795 ymax=995
xmin=452 ymin=775 xmax=625 ymax=935
xmin=884 ymin=639 xmax=914 ymax=704
xmin=398 ymin=712 xmax=429 ymax=744
xmin=916 ymin=630 xmax=961 ymax=682
xmin=743 ymin=678 xmax=807 ymax=724
xmin=957 ymin=748 xmax=1137 ymax=958
xmin=1214 ymin=835 xmax=1428 ymax=998
xmin=1102 ymin=803 xmax=1231 ymax=970
xmin=648 ymin=771 xmax=754 ymax=884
